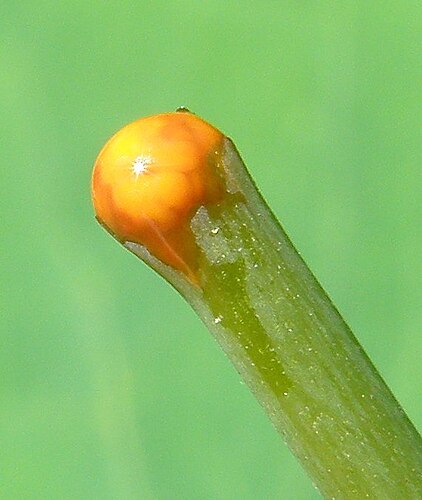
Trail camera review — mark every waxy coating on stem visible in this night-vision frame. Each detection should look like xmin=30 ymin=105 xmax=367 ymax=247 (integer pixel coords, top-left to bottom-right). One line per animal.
xmin=91 ymin=111 xmax=226 ymax=283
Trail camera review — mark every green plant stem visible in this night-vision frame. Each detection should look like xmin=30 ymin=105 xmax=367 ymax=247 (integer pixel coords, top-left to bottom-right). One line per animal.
xmin=123 ymin=138 xmax=421 ymax=498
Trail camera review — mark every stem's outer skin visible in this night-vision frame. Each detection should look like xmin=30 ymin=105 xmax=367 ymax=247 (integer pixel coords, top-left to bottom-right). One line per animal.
xmin=124 ymin=139 xmax=421 ymax=498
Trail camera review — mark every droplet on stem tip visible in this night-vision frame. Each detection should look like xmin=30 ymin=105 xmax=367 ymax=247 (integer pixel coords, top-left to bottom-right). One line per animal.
xmin=91 ymin=111 xmax=226 ymax=283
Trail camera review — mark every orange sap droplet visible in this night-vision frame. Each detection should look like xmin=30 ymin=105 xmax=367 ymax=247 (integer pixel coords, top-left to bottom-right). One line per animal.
xmin=91 ymin=111 xmax=226 ymax=283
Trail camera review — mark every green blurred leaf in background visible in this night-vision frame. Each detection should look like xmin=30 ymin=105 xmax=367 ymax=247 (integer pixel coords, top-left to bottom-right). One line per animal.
xmin=1 ymin=2 xmax=421 ymax=499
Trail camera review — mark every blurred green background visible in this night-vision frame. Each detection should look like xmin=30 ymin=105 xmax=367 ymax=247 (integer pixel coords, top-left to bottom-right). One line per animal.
xmin=1 ymin=1 xmax=421 ymax=499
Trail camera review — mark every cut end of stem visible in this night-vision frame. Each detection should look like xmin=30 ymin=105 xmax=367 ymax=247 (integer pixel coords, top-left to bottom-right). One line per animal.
xmin=91 ymin=111 xmax=228 ymax=283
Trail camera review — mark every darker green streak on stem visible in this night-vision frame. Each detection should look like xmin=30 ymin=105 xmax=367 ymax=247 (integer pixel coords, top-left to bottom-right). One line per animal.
xmin=124 ymin=139 xmax=422 ymax=498
xmin=202 ymin=258 xmax=292 ymax=399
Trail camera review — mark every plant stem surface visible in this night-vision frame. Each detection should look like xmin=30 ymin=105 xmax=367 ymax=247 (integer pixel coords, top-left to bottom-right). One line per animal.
xmin=126 ymin=138 xmax=422 ymax=498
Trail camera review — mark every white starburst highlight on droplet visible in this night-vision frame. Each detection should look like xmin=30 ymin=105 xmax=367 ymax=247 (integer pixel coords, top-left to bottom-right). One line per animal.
xmin=131 ymin=155 xmax=152 ymax=178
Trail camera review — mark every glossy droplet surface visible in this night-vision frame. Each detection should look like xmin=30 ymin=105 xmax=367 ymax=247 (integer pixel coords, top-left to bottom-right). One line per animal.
xmin=91 ymin=112 xmax=225 ymax=282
